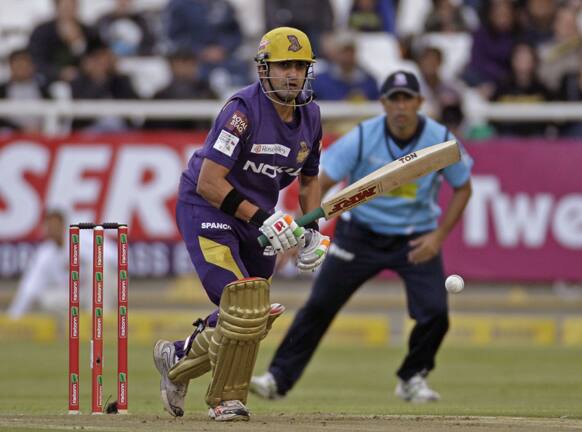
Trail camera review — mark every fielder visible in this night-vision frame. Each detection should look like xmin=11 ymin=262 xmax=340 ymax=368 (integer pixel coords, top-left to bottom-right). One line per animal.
xmin=7 ymin=210 xmax=117 ymax=319
xmin=251 ymin=70 xmax=473 ymax=403
xmin=153 ymin=27 xmax=330 ymax=421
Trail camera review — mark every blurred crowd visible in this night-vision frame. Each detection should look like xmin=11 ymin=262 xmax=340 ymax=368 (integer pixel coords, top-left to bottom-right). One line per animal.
xmin=0 ymin=0 xmax=581 ymax=138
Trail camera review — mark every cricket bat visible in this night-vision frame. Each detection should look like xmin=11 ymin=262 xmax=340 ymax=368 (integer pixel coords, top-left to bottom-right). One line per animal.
xmin=258 ymin=140 xmax=461 ymax=247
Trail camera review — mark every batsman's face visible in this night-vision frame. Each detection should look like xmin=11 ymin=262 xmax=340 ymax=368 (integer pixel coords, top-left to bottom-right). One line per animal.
xmin=383 ymin=92 xmax=423 ymax=128
xmin=262 ymin=61 xmax=309 ymax=102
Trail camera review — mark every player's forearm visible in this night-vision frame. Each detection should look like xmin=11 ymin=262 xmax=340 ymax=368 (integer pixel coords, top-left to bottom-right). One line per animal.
xmin=197 ymin=174 xmax=234 ymax=208
xmin=298 ymin=174 xmax=321 ymax=215
xmin=436 ymin=180 xmax=472 ymax=240
xmin=197 ymin=158 xmax=261 ymax=222
xmin=197 ymin=177 xmax=261 ymax=222
xmin=319 ymin=171 xmax=338 ymax=199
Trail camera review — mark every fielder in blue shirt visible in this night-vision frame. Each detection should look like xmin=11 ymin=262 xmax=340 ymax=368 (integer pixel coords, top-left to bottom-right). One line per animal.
xmin=251 ymin=70 xmax=473 ymax=403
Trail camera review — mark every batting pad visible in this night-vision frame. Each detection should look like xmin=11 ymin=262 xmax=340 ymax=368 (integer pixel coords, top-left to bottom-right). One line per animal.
xmin=205 ymin=278 xmax=270 ymax=407
xmin=168 ymin=327 xmax=214 ymax=384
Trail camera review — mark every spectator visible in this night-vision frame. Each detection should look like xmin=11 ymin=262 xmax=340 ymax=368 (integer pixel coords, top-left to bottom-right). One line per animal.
xmin=28 ymin=0 xmax=95 ymax=84
xmin=6 ymin=210 xmax=117 ymax=319
xmin=95 ymin=0 xmax=157 ymax=56
xmin=491 ymin=42 xmax=552 ymax=136
xmin=69 ymin=38 xmax=139 ymax=132
xmin=564 ymin=0 xmax=582 ymax=11
xmin=424 ymin=0 xmax=471 ymax=33
xmin=0 ymin=49 xmax=49 ymax=133
xmin=556 ymin=56 xmax=582 ymax=136
xmin=537 ymin=5 xmax=582 ymax=93
xmin=518 ymin=0 xmax=557 ymax=47
xmin=145 ymin=48 xmax=218 ymax=130
xmin=163 ymin=0 xmax=249 ymax=89
xmin=313 ymin=33 xmax=379 ymax=101
xmin=416 ymin=46 xmax=464 ymax=123
xmin=348 ymin=0 xmax=397 ymax=33
xmin=463 ymin=0 xmax=483 ymax=12
xmin=265 ymin=0 xmax=334 ymax=56
xmin=462 ymin=0 xmax=517 ymax=98
xmin=440 ymin=101 xmax=466 ymax=138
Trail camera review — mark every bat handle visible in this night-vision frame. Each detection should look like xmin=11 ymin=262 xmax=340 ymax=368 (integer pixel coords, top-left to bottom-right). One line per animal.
xmin=257 ymin=207 xmax=325 ymax=247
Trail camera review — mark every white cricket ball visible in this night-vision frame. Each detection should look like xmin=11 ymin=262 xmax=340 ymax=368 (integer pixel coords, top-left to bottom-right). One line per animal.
xmin=445 ymin=274 xmax=464 ymax=294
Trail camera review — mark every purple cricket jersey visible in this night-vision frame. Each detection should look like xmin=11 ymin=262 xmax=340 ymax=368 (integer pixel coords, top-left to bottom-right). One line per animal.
xmin=178 ymin=81 xmax=322 ymax=211
xmin=173 ymin=82 xmax=323 ymax=319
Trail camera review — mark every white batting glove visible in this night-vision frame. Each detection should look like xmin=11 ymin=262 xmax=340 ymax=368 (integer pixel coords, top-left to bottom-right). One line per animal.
xmin=262 ymin=245 xmax=277 ymax=256
xmin=297 ymin=229 xmax=330 ymax=273
xmin=259 ymin=210 xmax=305 ymax=254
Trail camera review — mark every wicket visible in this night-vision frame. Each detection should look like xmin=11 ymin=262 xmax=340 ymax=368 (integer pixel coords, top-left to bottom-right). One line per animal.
xmin=68 ymin=223 xmax=129 ymax=415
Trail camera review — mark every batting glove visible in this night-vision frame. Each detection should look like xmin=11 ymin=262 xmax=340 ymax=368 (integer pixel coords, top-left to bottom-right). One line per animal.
xmin=259 ymin=210 xmax=305 ymax=254
xmin=296 ymin=229 xmax=330 ymax=273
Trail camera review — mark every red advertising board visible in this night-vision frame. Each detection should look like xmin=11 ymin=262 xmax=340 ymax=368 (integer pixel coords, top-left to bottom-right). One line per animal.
xmin=1 ymin=134 xmax=581 ymax=281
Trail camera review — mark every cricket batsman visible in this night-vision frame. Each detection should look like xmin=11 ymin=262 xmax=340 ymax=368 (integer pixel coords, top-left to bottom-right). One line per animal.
xmin=153 ymin=27 xmax=330 ymax=422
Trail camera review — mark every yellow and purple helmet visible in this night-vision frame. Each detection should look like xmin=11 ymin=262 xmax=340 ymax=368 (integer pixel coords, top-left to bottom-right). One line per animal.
xmin=255 ymin=27 xmax=316 ymax=106
xmin=255 ymin=27 xmax=316 ymax=64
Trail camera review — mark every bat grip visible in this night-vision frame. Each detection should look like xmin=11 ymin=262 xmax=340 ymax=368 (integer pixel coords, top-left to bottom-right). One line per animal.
xmin=257 ymin=207 xmax=325 ymax=247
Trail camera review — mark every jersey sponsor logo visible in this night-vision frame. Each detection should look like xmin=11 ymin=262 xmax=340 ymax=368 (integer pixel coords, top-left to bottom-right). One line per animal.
xmin=296 ymin=141 xmax=309 ymax=163
xmin=328 ymin=186 xmax=378 ymax=216
xmin=251 ymin=144 xmax=290 ymax=157
xmin=287 ymin=35 xmax=302 ymax=52
xmin=386 ymin=183 xmax=417 ymax=200
xmin=227 ymin=110 xmax=248 ymax=136
xmin=201 ymin=222 xmax=232 ymax=230
xmin=243 ymin=160 xmax=301 ymax=178
xmin=213 ymin=130 xmax=239 ymax=157
xmin=258 ymin=38 xmax=269 ymax=51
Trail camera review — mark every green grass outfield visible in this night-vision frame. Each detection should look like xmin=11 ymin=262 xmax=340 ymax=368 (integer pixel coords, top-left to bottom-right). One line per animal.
xmin=1 ymin=341 xmax=581 ymax=431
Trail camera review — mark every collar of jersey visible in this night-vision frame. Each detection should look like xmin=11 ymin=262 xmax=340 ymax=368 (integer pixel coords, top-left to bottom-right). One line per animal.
xmin=383 ymin=115 xmax=426 ymax=160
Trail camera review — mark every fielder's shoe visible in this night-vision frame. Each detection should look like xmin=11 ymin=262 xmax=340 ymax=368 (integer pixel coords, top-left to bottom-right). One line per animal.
xmin=208 ymin=400 xmax=250 ymax=422
xmin=153 ymin=339 xmax=188 ymax=417
xmin=249 ymin=371 xmax=285 ymax=400
xmin=395 ymin=373 xmax=441 ymax=403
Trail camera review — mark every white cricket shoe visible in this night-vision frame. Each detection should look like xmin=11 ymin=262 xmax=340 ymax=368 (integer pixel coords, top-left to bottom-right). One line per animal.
xmin=153 ymin=339 xmax=188 ymax=417
xmin=249 ymin=371 xmax=285 ymax=400
xmin=208 ymin=400 xmax=250 ymax=421
xmin=395 ymin=373 xmax=441 ymax=403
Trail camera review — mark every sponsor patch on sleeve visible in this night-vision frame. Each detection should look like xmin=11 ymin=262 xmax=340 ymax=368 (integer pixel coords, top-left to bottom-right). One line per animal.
xmin=213 ymin=130 xmax=240 ymax=157
xmin=225 ymin=110 xmax=249 ymax=137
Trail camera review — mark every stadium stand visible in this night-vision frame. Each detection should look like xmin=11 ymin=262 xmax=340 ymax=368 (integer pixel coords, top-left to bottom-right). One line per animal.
xmin=0 ymin=0 xmax=580 ymax=138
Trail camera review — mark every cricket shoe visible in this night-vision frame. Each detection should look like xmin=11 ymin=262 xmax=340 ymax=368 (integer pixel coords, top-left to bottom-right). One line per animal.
xmin=153 ymin=339 xmax=188 ymax=417
xmin=395 ymin=373 xmax=441 ymax=403
xmin=249 ymin=371 xmax=285 ymax=400
xmin=208 ymin=400 xmax=250 ymax=421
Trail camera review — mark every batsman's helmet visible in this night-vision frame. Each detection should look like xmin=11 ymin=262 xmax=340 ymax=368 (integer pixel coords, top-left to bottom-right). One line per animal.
xmin=255 ymin=27 xmax=315 ymax=64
